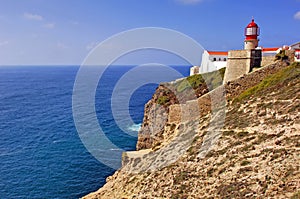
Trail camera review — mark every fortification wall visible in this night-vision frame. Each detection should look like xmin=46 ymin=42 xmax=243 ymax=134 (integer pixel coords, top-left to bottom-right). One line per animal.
xmin=168 ymin=86 xmax=225 ymax=124
xmin=261 ymin=56 xmax=275 ymax=66
xmin=169 ymin=60 xmax=292 ymax=125
xmin=223 ymin=49 xmax=262 ymax=83
xmin=223 ymin=50 xmax=252 ymax=83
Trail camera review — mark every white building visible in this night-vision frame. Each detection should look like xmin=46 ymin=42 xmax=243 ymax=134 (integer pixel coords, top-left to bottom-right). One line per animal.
xmin=290 ymin=42 xmax=300 ymax=62
xmin=190 ymin=43 xmax=299 ymax=76
xmin=261 ymin=47 xmax=280 ymax=57
xmin=190 ymin=50 xmax=228 ymax=76
xmin=290 ymin=42 xmax=300 ymax=50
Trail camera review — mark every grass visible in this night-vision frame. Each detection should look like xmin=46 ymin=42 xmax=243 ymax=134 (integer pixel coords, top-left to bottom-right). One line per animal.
xmin=235 ymin=62 xmax=300 ymax=102
xmin=175 ymin=67 xmax=226 ymax=93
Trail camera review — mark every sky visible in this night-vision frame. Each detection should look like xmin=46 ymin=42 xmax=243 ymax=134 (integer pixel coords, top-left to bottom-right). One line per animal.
xmin=0 ymin=0 xmax=299 ymax=65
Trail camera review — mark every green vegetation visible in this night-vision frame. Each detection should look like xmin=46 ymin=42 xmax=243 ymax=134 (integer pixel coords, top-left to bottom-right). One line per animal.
xmin=235 ymin=62 xmax=300 ymax=102
xmin=157 ymin=95 xmax=170 ymax=105
xmin=176 ymin=67 xmax=226 ymax=93
xmin=275 ymin=50 xmax=288 ymax=61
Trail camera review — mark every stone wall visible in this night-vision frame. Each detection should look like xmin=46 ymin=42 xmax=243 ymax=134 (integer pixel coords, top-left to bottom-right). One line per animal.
xmin=253 ymin=50 xmax=295 ymax=70
xmin=223 ymin=49 xmax=262 ymax=83
xmin=137 ymin=54 xmax=295 ymax=151
xmin=223 ymin=50 xmax=252 ymax=83
xmin=261 ymin=56 xmax=275 ymax=66
xmin=169 ymin=60 xmax=293 ymax=127
xmin=168 ymin=86 xmax=225 ymax=124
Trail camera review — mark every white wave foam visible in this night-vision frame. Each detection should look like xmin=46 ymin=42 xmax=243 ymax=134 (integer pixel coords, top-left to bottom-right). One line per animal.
xmin=127 ymin=123 xmax=141 ymax=132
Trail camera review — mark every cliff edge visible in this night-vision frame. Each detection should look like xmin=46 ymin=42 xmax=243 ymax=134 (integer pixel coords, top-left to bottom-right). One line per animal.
xmin=84 ymin=60 xmax=300 ymax=199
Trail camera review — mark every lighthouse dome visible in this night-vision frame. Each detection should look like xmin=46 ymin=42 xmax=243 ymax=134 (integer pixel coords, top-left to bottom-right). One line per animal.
xmin=246 ymin=19 xmax=259 ymax=28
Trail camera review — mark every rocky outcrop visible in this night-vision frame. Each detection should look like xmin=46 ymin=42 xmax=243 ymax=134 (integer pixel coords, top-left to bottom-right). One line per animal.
xmin=83 ymin=61 xmax=300 ymax=199
xmin=135 ymin=84 xmax=181 ymax=150
xmin=136 ymin=68 xmax=226 ymax=150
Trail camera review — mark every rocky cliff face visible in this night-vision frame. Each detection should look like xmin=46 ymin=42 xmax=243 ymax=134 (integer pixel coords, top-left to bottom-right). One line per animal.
xmin=83 ymin=61 xmax=300 ymax=199
xmin=136 ymin=84 xmax=178 ymax=150
xmin=136 ymin=68 xmax=226 ymax=151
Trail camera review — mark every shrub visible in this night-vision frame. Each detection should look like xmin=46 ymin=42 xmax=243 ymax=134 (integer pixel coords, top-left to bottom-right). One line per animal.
xmin=175 ymin=67 xmax=226 ymax=93
xmin=157 ymin=96 xmax=170 ymax=105
xmin=275 ymin=50 xmax=288 ymax=61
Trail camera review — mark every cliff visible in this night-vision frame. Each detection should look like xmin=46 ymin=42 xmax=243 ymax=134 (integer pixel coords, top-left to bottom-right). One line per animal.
xmin=136 ymin=68 xmax=226 ymax=151
xmin=83 ymin=61 xmax=300 ymax=198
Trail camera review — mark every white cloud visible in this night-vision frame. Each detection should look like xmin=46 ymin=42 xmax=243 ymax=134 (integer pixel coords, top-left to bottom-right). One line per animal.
xmin=0 ymin=41 xmax=9 ymax=46
xmin=176 ymin=0 xmax=204 ymax=5
xmin=86 ymin=41 xmax=99 ymax=51
xmin=24 ymin=12 xmax=43 ymax=21
xmin=43 ymin=23 xmax=55 ymax=29
xmin=294 ymin=11 xmax=300 ymax=20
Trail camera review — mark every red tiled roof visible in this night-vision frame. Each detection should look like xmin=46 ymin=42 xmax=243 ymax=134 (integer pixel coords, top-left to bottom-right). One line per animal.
xmin=207 ymin=48 xmax=281 ymax=55
xmin=207 ymin=51 xmax=228 ymax=56
xmin=262 ymin=47 xmax=280 ymax=52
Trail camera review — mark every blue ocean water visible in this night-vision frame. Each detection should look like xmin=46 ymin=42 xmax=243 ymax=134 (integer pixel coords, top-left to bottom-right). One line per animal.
xmin=0 ymin=65 xmax=189 ymax=199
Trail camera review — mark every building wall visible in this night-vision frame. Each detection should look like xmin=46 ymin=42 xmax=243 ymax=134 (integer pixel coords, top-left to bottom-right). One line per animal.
xmin=261 ymin=56 xmax=275 ymax=66
xmin=290 ymin=42 xmax=300 ymax=62
xmin=200 ymin=51 xmax=211 ymax=73
xmin=290 ymin=42 xmax=300 ymax=50
xmin=199 ymin=51 xmax=227 ymax=74
xmin=295 ymin=51 xmax=300 ymax=62
xmin=170 ymin=60 xmax=292 ymax=125
xmin=223 ymin=49 xmax=262 ymax=83
xmin=190 ymin=66 xmax=200 ymax=76
xmin=244 ymin=39 xmax=258 ymax=50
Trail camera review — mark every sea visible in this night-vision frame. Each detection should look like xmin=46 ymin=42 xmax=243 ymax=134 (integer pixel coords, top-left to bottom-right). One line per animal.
xmin=0 ymin=65 xmax=189 ymax=199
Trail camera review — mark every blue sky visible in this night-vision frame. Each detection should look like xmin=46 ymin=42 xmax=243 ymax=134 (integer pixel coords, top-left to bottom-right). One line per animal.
xmin=0 ymin=0 xmax=299 ymax=65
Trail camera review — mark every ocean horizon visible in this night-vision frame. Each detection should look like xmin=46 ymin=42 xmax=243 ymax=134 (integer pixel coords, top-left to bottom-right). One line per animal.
xmin=0 ymin=65 xmax=190 ymax=198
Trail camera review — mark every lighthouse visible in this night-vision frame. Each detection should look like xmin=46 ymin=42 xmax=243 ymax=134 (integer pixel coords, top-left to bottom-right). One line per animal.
xmin=244 ymin=18 xmax=260 ymax=50
xmin=223 ymin=18 xmax=262 ymax=83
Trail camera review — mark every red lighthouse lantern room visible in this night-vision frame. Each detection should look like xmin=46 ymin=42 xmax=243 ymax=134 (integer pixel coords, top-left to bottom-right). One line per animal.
xmin=245 ymin=18 xmax=260 ymax=39
xmin=244 ymin=18 xmax=260 ymax=49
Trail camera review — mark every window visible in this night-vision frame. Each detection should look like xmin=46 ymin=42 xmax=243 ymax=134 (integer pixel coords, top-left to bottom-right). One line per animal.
xmin=224 ymin=58 xmax=227 ymax=61
xmin=213 ymin=58 xmax=216 ymax=61
xmin=219 ymin=58 xmax=221 ymax=61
